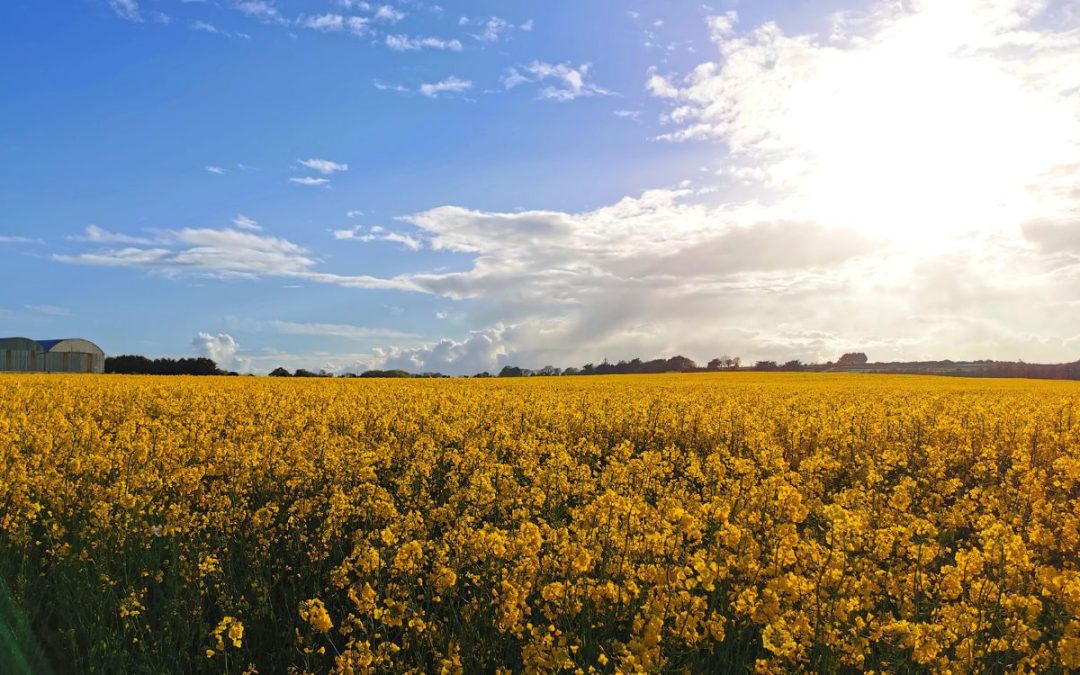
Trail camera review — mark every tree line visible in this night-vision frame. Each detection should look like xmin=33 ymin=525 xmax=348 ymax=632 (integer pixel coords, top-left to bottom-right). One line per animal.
xmin=105 ymin=355 xmax=231 ymax=376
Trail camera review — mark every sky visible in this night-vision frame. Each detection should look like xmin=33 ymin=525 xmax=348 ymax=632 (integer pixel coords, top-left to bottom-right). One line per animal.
xmin=2 ymin=0 xmax=1080 ymax=374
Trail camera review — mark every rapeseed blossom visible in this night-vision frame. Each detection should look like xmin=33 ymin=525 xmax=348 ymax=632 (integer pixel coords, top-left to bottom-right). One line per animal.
xmin=1 ymin=372 xmax=1078 ymax=672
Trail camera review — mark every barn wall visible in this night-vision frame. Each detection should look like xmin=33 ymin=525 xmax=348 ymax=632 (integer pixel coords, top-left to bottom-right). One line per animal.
xmin=0 ymin=349 xmax=41 ymax=372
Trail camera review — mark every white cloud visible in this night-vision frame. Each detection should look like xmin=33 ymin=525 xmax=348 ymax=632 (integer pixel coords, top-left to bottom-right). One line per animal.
xmin=333 ymin=226 xmax=422 ymax=250
xmin=373 ymin=79 xmax=409 ymax=92
xmin=645 ymin=72 xmax=679 ymax=98
xmin=232 ymin=214 xmax=260 ymax=231
xmin=0 ymin=235 xmax=43 ymax=244
xmin=419 ymin=76 xmax=472 ymax=98
xmin=69 ymin=224 xmax=155 ymax=245
xmin=55 ymin=225 xmax=415 ymax=291
xmin=109 ymin=0 xmax=142 ymax=22
xmin=502 ymin=62 xmax=614 ymax=101
xmin=300 ymin=14 xmax=369 ymax=35
xmin=193 ymin=332 xmax=250 ymax=370
xmin=377 ymin=326 xmax=513 ymax=375
xmin=373 ymin=5 xmax=405 ymax=22
xmin=271 ymin=321 xmax=418 ymax=340
xmin=205 ymin=165 xmax=225 ymax=174
xmin=297 ymin=158 xmax=348 ymax=174
xmin=614 ymin=109 xmax=642 ymax=121
xmin=233 ymin=0 xmax=281 ymax=22
xmin=301 ymin=13 xmax=344 ymax=30
xmin=473 ymin=16 xmax=511 ymax=42
xmin=289 ymin=176 xmax=331 ymax=186
xmin=652 ymin=1 xmax=1080 ymax=244
xmin=26 ymin=304 xmax=71 ymax=317
xmin=385 ymin=34 xmax=462 ymax=51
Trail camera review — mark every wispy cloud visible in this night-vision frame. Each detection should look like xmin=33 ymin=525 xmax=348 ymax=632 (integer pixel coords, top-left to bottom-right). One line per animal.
xmin=191 ymin=20 xmax=251 ymax=39
xmin=205 ymin=165 xmax=225 ymax=174
xmin=460 ymin=15 xmax=533 ymax=42
xmin=26 ymin=304 xmax=71 ymax=317
xmin=232 ymin=0 xmax=281 ymax=22
xmin=297 ymin=158 xmax=349 ymax=174
xmin=419 ymin=76 xmax=472 ymax=99
xmin=374 ymin=79 xmax=409 ymax=93
xmin=333 ymin=225 xmax=422 ymax=250
xmin=271 ymin=320 xmax=419 ymax=340
xmin=54 ymin=225 xmax=415 ymax=290
xmin=69 ymin=224 xmax=155 ymax=245
xmin=289 ymin=177 xmax=331 ymax=186
xmin=232 ymin=214 xmax=261 ymax=231
xmin=0 ymin=235 xmax=44 ymax=244
xmin=385 ymin=34 xmax=462 ymax=51
xmin=109 ymin=0 xmax=142 ymax=22
xmin=503 ymin=62 xmax=613 ymax=101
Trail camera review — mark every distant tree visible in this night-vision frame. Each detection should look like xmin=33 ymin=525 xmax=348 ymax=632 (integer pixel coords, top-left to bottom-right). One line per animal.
xmin=293 ymin=369 xmax=317 ymax=378
xmin=359 ymin=369 xmax=412 ymax=378
xmin=269 ymin=367 xmax=292 ymax=377
xmin=836 ymin=352 xmax=869 ymax=367
xmin=562 ymin=367 xmax=581 ymax=376
xmin=537 ymin=365 xmax=562 ymax=377
xmin=666 ymin=355 xmax=697 ymax=371
xmin=726 ymin=356 xmax=741 ymax=369
xmin=498 ymin=366 xmax=527 ymax=377
xmin=755 ymin=360 xmax=779 ymax=370
xmin=782 ymin=360 xmax=804 ymax=371
xmin=473 ymin=371 xmax=493 ymax=378
xmin=707 ymin=358 xmax=722 ymax=371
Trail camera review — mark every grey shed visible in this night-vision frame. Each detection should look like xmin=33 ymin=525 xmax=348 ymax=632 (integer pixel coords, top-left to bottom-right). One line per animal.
xmin=0 ymin=337 xmax=106 ymax=373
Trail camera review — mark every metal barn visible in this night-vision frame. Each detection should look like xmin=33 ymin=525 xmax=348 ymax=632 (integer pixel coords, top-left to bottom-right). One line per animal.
xmin=0 ymin=337 xmax=105 ymax=373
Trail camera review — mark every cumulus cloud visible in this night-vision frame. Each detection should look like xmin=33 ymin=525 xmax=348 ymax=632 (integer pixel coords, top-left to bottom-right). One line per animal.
xmin=377 ymin=326 xmax=513 ymax=375
xmin=502 ymin=62 xmax=613 ymax=101
xmin=193 ymin=332 xmax=250 ymax=370
xmin=373 ymin=5 xmax=405 ymax=22
xmin=299 ymin=14 xmax=369 ymax=35
xmin=651 ymin=2 xmax=1080 ymax=242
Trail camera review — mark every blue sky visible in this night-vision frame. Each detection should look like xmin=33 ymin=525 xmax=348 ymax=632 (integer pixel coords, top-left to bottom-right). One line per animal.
xmin=2 ymin=0 xmax=1080 ymax=373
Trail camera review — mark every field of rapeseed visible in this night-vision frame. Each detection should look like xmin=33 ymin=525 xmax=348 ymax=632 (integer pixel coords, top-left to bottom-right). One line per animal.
xmin=1 ymin=373 xmax=1079 ymax=673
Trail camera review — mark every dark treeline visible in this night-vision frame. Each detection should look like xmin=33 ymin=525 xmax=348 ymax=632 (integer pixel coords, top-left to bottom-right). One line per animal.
xmin=109 ymin=351 xmax=1080 ymax=382
xmin=105 ymin=355 xmax=229 ymax=376
xmin=268 ymin=367 xmax=448 ymax=379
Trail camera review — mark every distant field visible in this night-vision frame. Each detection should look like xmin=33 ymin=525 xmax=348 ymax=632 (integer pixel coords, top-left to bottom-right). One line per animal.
xmin=1 ymin=373 xmax=1078 ymax=673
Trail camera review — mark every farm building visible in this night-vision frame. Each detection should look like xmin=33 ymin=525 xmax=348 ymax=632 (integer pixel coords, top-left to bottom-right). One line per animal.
xmin=0 ymin=337 xmax=105 ymax=373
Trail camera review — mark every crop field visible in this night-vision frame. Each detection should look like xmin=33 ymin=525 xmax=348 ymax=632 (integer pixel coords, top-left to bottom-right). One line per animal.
xmin=1 ymin=373 xmax=1079 ymax=673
